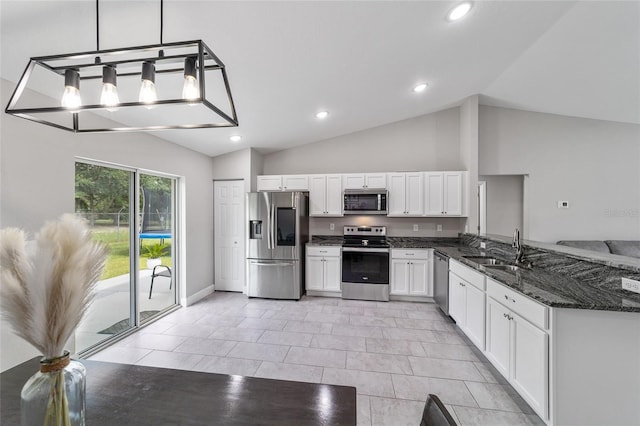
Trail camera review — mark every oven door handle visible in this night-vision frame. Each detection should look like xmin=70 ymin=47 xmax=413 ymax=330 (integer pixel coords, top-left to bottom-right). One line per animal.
xmin=342 ymin=247 xmax=389 ymax=253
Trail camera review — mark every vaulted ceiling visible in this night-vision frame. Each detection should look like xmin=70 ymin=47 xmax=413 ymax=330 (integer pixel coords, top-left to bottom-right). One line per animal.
xmin=2 ymin=1 xmax=638 ymax=157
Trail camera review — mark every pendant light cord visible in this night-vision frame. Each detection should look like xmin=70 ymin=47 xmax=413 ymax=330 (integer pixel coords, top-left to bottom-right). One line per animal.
xmin=96 ymin=0 xmax=100 ymax=51
xmin=160 ymin=0 xmax=164 ymax=45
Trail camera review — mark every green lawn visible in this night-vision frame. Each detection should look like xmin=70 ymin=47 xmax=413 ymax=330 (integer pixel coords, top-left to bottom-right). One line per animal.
xmin=91 ymin=227 xmax=172 ymax=279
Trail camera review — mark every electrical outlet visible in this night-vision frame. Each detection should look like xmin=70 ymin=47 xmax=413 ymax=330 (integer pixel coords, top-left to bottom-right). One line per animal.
xmin=329 ymin=223 xmax=335 ymax=231
xmin=480 ymin=242 xmax=486 ymax=249
xmin=436 ymin=224 xmax=442 ymax=232
xmin=622 ymin=278 xmax=640 ymax=294
xmin=413 ymin=224 xmax=419 ymax=231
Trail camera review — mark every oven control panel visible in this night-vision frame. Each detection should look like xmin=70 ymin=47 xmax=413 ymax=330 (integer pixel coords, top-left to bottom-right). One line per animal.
xmin=343 ymin=226 xmax=386 ymax=236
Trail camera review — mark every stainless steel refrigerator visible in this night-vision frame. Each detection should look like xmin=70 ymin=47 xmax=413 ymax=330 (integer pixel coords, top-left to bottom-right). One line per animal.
xmin=246 ymin=192 xmax=309 ymax=300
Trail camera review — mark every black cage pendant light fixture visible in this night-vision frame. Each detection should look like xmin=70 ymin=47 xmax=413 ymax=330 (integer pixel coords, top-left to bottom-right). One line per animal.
xmin=5 ymin=0 xmax=238 ymax=132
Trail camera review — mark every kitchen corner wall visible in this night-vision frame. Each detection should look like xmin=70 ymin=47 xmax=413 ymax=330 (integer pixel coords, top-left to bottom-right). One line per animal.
xmin=0 ymin=78 xmax=216 ymax=371
xmin=211 ymin=147 xmax=264 ymax=193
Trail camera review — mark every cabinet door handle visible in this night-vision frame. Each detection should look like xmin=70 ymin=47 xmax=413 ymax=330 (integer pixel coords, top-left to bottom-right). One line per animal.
xmin=503 ymin=313 xmax=508 ymax=318
xmin=504 ymin=295 xmax=509 ymax=300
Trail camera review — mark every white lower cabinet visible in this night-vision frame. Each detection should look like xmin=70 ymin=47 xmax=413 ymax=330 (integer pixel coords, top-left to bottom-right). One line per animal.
xmin=448 ymin=260 xmax=486 ymax=350
xmin=485 ymin=280 xmax=548 ymax=421
xmin=306 ymin=246 xmax=341 ymax=294
xmin=390 ymin=249 xmax=432 ymax=297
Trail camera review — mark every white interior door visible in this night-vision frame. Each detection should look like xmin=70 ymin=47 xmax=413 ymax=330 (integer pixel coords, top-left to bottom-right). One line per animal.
xmin=214 ymin=180 xmax=245 ymax=292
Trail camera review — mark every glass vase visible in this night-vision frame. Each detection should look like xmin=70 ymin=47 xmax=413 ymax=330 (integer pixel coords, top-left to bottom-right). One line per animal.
xmin=20 ymin=351 xmax=86 ymax=426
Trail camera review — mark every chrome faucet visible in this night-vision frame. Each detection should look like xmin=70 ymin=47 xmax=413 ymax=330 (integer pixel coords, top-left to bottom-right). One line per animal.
xmin=512 ymin=228 xmax=525 ymax=265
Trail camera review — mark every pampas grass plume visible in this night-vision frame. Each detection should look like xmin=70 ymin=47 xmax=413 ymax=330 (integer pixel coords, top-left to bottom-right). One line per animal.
xmin=0 ymin=214 xmax=107 ymax=358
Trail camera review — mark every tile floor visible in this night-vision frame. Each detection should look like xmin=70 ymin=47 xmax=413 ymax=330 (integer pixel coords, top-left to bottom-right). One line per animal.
xmin=89 ymin=292 xmax=545 ymax=426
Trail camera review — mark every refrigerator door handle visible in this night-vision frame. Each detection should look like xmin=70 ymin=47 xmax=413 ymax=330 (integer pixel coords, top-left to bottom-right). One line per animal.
xmin=270 ymin=203 xmax=276 ymax=249
xmin=266 ymin=199 xmax=273 ymax=249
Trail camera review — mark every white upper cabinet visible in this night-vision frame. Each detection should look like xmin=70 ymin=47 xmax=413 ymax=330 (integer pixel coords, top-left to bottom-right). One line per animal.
xmin=424 ymin=171 xmax=465 ymax=216
xmin=257 ymin=175 xmax=284 ymax=192
xmin=342 ymin=173 xmax=387 ymax=190
xmin=282 ymin=175 xmax=309 ymax=191
xmin=309 ymin=174 xmax=343 ymax=216
xmin=387 ymin=172 xmax=423 ymax=216
xmin=257 ymin=175 xmax=309 ymax=192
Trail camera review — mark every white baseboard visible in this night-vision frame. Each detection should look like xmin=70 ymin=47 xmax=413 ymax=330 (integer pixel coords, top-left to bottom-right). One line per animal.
xmin=182 ymin=284 xmax=214 ymax=307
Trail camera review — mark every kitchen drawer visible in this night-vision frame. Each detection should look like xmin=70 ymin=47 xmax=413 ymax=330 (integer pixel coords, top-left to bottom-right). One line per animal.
xmin=450 ymin=259 xmax=485 ymax=290
xmin=307 ymin=245 xmax=341 ymax=257
xmin=487 ymin=278 xmax=548 ymax=330
xmin=391 ymin=249 xmax=430 ymax=260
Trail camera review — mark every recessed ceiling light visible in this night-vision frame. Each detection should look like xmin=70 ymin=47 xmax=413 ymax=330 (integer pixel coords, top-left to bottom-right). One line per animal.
xmin=447 ymin=2 xmax=472 ymax=21
xmin=229 ymin=135 xmax=242 ymax=142
xmin=413 ymin=83 xmax=428 ymax=93
xmin=315 ymin=111 xmax=329 ymax=119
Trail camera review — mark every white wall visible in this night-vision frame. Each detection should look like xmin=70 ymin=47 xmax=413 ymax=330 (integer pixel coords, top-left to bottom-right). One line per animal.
xmin=1 ymin=78 xmax=215 ymax=370
xmin=479 ymin=105 xmax=640 ymax=242
xmin=263 ymin=107 xmax=462 ymax=174
xmin=480 ymin=174 xmax=524 ymax=236
xmin=212 ymin=148 xmax=251 ymax=192
xmin=460 ymin=96 xmax=479 ymax=233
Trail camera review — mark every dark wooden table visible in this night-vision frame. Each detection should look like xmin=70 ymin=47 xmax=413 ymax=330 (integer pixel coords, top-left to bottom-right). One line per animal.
xmin=1 ymin=358 xmax=357 ymax=425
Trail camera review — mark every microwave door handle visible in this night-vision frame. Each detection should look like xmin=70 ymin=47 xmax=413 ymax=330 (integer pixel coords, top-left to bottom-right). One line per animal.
xmin=378 ymin=194 xmax=381 ymax=210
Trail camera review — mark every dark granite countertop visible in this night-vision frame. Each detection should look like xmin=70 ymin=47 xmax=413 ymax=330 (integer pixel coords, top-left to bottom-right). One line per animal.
xmin=308 ymin=235 xmax=640 ymax=313
xmin=307 ymin=236 xmax=344 ymax=246
xmin=436 ymin=245 xmax=640 ymax=313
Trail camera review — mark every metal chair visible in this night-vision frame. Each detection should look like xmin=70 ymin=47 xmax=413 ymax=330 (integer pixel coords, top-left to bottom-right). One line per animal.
xmin=149 ymin=265 xmax=172 ymax=299
xmin=420 ymin=394 xmax=457 ymax=426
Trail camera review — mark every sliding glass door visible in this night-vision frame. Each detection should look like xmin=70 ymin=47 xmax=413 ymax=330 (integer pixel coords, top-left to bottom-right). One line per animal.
xmin=74 ymin=162 xmax=178 ymax=353
xmin=139 ymin=173 xmax=176 ymax=319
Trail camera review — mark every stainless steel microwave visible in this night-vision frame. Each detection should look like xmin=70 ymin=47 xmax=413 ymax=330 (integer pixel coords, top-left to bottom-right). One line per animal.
xmin=343 ymin=189 xmax=388 ymax=215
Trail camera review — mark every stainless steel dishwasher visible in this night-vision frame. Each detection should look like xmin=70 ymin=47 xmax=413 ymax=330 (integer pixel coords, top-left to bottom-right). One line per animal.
xmin=433 ymin=251 xmax=450 ymax=315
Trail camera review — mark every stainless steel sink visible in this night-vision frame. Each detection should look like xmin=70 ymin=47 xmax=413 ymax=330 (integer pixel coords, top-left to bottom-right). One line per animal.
xmin=484 ymin=264 xmax=523 ymax=273
xmin=462 ymin=256 xmax=507 ymax=265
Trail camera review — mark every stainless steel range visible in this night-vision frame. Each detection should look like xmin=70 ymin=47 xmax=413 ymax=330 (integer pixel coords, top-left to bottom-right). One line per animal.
xmin=341 ymin=226 xmax=390 ymax=302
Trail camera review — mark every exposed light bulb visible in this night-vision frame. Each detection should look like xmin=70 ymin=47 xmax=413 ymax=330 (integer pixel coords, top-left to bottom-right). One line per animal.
xmin=61 ymin=69 xmax=81 ymax=111
xmin=139 ymin=80 xmax=157 ymax=104
xmin=139 ymin=61 xmax=157 ymax=109
xmin=182 ymin=57 xmax=199 ymax=102
xmin=101 ymin=84 xmax=119 ymax=111
xmin=100 ymin=65 xmax=119 ymax=112
xmin=447 ymin=2 xmax=472 ymax=21
xmin=229 ymin=135 xmax=242 ymax=142
xmin=182 ymin=75 xmax=199 ymax=101
xmin=315 ymin=111 xmax=329 ymax=119
xmin=61 ymin=86 xmax=81 ymax=110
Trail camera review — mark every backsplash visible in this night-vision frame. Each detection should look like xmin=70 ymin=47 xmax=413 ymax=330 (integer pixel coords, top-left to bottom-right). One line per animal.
xmin=310 ymin=216 xmax=465 ymax=237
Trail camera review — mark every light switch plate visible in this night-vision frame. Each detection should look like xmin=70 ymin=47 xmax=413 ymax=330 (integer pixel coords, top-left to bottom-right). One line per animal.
xmin=557 ymin=200 xmax=569 ymax=209
xmin=622 ymin=278 xmax=640 ymax=294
